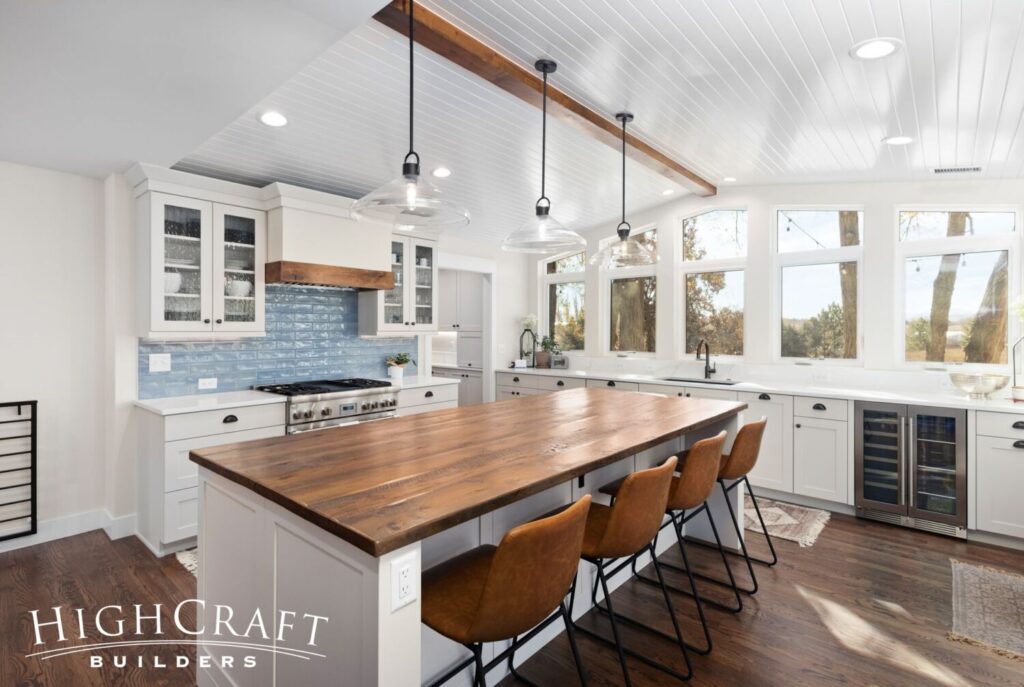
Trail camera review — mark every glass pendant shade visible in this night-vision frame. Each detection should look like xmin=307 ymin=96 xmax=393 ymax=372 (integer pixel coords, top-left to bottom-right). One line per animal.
xmin=589 ymin=225 xmax=658 ymax=268
xmin=502 ymin=207 xmax=586 ymax=254
xmin=352 ymin=169 xmax=470 ymax=230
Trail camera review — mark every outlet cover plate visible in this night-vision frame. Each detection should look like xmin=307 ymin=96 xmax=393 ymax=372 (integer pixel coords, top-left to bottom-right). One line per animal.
xmin=390 ymin=551 xmax=418 ymax=612
xmin=198 ymin=377 xmax=218 ymax=390
xmin=148 ymin=354 xmax=171 ymax=373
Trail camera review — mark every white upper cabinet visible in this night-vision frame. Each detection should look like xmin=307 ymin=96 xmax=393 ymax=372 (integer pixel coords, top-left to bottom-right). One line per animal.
xmin=359 ymin=235 xmax=438 ymax=335
xmin=141 ymin=191 xmax=266 ymax=338
xmin=438 ymin=269 xmax=484 ymax=332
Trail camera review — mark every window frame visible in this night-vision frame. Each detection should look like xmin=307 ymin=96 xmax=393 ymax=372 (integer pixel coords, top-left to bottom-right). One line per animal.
xmin=600 ymin=223 xmax=658 ymax=357
xmin=676 ymin=207 xmax=749 ymax=361
xmin=893 ymin=205 xmax=1020 ymax=370
xmin=771 ymin=205 xmax=864 ymax=365
xmin=540 ymin=249 xmax=587 ymax=353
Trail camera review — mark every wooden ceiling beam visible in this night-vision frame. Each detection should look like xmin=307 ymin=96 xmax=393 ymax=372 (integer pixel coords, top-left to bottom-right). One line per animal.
xmin=373 ymin=0 xmax=717 ymax=197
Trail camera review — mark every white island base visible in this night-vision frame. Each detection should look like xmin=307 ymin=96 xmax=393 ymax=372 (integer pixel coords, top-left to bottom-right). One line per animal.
xmin=195 ymin=416 xmax=742 ymax=687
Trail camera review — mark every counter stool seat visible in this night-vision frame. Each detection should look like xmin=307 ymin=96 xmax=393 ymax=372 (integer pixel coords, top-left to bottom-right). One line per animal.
xmin=422 ymin=545 xmax=497 ymax=645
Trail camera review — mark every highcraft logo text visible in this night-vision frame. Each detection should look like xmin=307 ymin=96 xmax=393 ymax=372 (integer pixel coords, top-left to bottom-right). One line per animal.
xmin=25 ymin=600 xmax=329 ymax=670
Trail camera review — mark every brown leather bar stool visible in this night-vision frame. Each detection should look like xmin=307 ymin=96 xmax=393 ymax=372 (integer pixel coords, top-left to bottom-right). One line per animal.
xmin=569 ymin=457 xmax=693 ymax=686
xmin=422 ymin=495 xmax=592 ymax=687
xmin=601 ymin=432 xmax=741 ymax=655
xmin=691 ymin=417 xmax=773 ymax=596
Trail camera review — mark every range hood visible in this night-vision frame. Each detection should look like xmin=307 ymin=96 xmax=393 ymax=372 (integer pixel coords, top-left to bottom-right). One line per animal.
xmin=263 ymin=183 xmax=395 ymax=290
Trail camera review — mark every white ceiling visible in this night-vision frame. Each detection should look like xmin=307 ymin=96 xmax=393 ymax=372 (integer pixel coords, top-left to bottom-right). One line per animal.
xmin=0 ymin=0 xmax=385 ymax=177
xmin=175 ymin=0 xmax=1024 ymax=244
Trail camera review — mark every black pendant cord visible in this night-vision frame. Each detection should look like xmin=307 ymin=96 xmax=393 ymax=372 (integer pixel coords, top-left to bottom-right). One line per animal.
xmin=616 ymin=113 xmax=633 ymax=241
xmin=404 ymin=0 xmax=419 ymax=172
xmin=538 ymin=69 xmax=549 ymax=211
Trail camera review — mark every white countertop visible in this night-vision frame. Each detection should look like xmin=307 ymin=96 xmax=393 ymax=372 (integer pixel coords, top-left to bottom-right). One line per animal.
xmin=498 ymin=367 xmax=1024 ymax=414
xmin=134 ymin=390 xmax=285 ymax=416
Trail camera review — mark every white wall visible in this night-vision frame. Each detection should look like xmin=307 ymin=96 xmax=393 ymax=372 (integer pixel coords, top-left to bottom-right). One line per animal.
xmin=0 ymin=161 xmax=108 ymax=535
xmin=529 ymin=177 xmax=1024 ymax=373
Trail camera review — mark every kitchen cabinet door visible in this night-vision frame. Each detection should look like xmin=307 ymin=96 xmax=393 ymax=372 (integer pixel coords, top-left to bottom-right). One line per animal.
xmin=438 ymin=269 xmax=458 ymax=331
xmin=456 ymin=332 xmax=483 ymax=368
xmin=149 ymin=192 xmax=213 ymax=333
xmin=793 ymin=416 xmax=848 ymax=503
xmin=976 ymin=436 xmax=1024 ymax=538
xmin=457 ymin=372 xmax=483 ymax=407
xmin=212 ymin=203 xmax=266 ymax=333
xmin=409 ymin=238 xmax=438 ymax=332
xmin=739 ymin=392 xmax=794 ymax=493
xmin=456 ymin=271 xmax=484 ymax=331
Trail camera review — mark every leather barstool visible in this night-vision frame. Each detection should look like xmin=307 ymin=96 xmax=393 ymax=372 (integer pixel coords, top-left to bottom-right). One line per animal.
xmin=569 ymin=456 xmax=693 ymax=686
xmin=421 ymin=495 xmax=592 ymax=687
xmin=601 ymin=431 xmax=742 ymax=655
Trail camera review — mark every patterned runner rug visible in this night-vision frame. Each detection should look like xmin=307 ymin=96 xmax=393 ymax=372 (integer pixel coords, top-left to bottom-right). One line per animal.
xmin=743 ymin=495 xmax=829 ymax=548
xmin=949 ymin=558 xmax=1024 ymax=660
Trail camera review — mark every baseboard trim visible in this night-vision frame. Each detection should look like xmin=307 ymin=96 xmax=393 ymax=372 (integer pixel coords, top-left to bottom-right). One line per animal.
xmin=754 ymin=487 xmax=856 ymax=516
xmin=0 ymin=508 xmax=139 ymax=554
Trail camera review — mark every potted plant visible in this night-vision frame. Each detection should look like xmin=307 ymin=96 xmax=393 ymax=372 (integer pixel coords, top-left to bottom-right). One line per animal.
xmin=386 ymin=353 xmax=415 ymax=383
xmin=536 ymin=336 xmax=560 ymax=369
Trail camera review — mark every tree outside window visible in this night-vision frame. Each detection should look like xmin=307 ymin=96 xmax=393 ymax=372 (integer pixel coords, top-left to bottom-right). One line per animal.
xmin=685 ymin=271 xmax=743 ymax=355
xmin=610 ymin=277 xmax=656 ymax=352
xmin=548 ymin=281 xmax=584 ymax=351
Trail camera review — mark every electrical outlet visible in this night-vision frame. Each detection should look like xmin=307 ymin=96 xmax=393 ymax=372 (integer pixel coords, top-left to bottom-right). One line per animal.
xmin=198 ymin=377 xmax=218 ymax=390
xmin=148 ymin=354 xmax=171 ymax=373
xmin=390 ymin=552 xmax=418 ymax=611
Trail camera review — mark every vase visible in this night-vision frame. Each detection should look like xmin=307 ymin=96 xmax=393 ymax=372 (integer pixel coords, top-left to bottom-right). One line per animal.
xmin=535 ymin=351 xmax=551 ymax=369
xmin=388 ymin=365 xmax=405 ymax=384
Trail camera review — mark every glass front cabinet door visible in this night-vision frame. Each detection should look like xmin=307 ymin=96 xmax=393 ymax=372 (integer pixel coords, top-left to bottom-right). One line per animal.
xmin=145 ymin=192 xmax=265 ymax=337
xmin=360 ymin=235 xmax=438 ymax=335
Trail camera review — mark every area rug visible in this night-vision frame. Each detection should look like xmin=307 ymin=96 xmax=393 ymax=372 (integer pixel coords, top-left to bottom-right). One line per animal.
xmin=743 ymin=495 xmax=829 ymax=547
xmin=175 ymin=548 xmax=198 ymax=577
xmin=949 ymin=558 xmax=1024 ymax=660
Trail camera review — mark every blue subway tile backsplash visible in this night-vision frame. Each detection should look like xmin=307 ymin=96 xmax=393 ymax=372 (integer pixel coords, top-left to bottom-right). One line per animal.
xmin=138 ymin=285 xmax=417 ymax=399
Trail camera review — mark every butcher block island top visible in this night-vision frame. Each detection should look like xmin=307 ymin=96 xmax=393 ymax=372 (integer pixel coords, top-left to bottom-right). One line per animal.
xmin=189 ymin=388 xmax=746 ymax=556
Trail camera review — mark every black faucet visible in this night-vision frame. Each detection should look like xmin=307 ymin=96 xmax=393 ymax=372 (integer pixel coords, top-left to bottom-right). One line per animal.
xmin=696 ymin=339 xmax=716 ymax=379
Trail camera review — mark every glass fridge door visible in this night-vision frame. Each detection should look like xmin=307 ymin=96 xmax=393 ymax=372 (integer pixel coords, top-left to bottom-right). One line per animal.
xmin=909 ymin=408 xmax=966 ymax=527
xmin=855 ymin=403 xmax=904 ymax=514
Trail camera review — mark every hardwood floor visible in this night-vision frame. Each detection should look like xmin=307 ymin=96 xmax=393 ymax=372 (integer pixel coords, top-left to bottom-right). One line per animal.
xmin=0 ymin=515 xmax=1021 ymax=686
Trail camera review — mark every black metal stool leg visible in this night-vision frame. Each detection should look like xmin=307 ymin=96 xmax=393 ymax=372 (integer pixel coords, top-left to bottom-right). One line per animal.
xmin=671 ymin=516 xmax=712 ymax=655
xmin=506 ymin=635 xmax=543 ymax=687
xmin=472 ymin=644 xmax=486 ymax=687
xmin=594 ymin=561 xmax=633 ymax=687
xmin=743 ymin=477 xmax=780 ymax=566
xmin=560 ymin=602 xmax=588 ymax=686
xmin=718 ymin=479 xmax=759 ymax=595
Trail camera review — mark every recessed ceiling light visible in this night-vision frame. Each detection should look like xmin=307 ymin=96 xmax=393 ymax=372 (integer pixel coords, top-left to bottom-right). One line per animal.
xmin=662 ymin=189 xmax=675 ymax=196
xmin=850 ymin=37 xmax=902 ymax=61
xmin=431 ymin=167 xmax=452 ymax=178
xmin=723 ymin=176 xmax=737 ymax=182
xmin=258 ymin=111 xmax=288 ymax=127
xmin=882 ymin=135 xmax=914 ymax=146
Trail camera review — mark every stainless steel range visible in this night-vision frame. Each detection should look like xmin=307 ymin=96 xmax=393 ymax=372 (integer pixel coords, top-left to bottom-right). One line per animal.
xmin=255 ymin=379 xmax=397 ymax=434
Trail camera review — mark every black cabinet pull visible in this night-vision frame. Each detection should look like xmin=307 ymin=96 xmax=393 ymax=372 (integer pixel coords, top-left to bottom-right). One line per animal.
xmin=812 ymin=403 xmax=827 ymax=411
xmin=215 ymin=318 xmax=223 ymax=324
xmin=1014 ymin=440 xmax=1024 ymax=449
xmin=513 ymin=376 xmax=520 ymax=383
xmin=795 ymin=423 xmax=802 ymax=429
xmin=677 ymin=392 xmax=684 ymax=397
xmin=1013 ymin=421 xmax=1024 ymax=430
xmin=203 ymin=318 xmax=211 ymax=324
xmin=556 ymin=380 xmax=565 ymax=387
xmin=759 ymin=393 xmax=771 ymax=400
xmin=685 ymin=392 xmax=691 ymax=397
xmin=607 ymin=381 xmax=616 ymax=387
xmin=425 ymin=391 xmax=434 ymax=398
xmin=223 ymin=414 xmax=238 ymax=424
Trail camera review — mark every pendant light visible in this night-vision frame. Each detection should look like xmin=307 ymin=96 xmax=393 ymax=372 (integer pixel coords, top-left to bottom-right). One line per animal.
xmin=351 ymin=0 xmax=470 ymax=230
xmin=502 ymin=59 xmax=586 ymax=254
xmin=589 ymin=112 xmax=657 ymax=268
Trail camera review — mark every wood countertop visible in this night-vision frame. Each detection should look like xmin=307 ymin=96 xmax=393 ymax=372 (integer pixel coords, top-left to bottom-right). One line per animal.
xmin=189 ymin=388 xmax=746 ymax=556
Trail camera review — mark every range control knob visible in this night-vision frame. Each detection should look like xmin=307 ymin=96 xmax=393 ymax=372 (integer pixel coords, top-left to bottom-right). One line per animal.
xmin=362 ymin=403 xmax=370 ymax=411
xmin=321 ymin=408 xmax=332 ymax=417
xmin=292 ymin=411 xmax=302 ymax=421
xmin=303 ymin=410 xmax=314 ymax=419
xmin=371 ymin=402 xmax=379 ymax=409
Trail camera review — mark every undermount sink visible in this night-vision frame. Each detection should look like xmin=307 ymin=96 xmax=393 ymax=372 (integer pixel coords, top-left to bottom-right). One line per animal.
xmin=660 ymin=377 xmax=740 ymax=386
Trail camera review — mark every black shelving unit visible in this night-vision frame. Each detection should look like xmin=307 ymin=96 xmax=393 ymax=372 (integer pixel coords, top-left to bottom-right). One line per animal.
xmin=0 ymin=401 xmax=37 ymax=542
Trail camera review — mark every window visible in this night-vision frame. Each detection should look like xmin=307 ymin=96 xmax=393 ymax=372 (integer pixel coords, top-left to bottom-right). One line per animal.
xmin=681 ymin=210 xmax=747 ymax=356
xmin=776 ymin=209 xmax=861 ymax=360
xmin=542 ymin=251 xmax=585 ymax=351
xmin=610 ymin=276 xmax=656 ymax=352
xmin=898 ymin=210 xmax=1014 ymax=365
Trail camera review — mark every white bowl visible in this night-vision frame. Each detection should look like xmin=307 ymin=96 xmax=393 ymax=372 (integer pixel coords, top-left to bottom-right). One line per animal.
xmin=226 ymin=280 xmax=252 ymax=298
xmin=948 ymin=372 xmax=1010 ymax=399
xmin=164 ymin=272 xmax=182 ymax=294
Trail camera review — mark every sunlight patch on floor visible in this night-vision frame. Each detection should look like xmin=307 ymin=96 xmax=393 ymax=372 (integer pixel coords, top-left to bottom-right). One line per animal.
xmin=796 ymin=584 xmax=969 ymax=687
xmin=872 ymin=598 xmax=917 ymax=622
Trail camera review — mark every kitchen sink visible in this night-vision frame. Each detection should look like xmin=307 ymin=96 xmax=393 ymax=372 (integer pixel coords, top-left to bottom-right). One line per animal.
xmin=660 ymin=377 xmax=740 ymax=386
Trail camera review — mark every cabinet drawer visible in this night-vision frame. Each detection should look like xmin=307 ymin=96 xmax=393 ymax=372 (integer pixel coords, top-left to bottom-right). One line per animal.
xmin=497 ymin=387 xmax=539 ymax=400
xmin=535 ymin=376 xmax=586 ymax=392
xmin=165 ymin=425 xmax=284 ymax=493
xmin=163 ymin=488 xmax=198 ymax=543
xmin=496 ymin=372 xmax=538 ymax=389
xmin=794 ymin=396 xmax=846 ymax=421
xmin=165 ymin=403 xmax=284 ymax=442
xmin=396 ymin=401 xmax=458 ymax=417
xmin=638 ymin=383 xmax=688 ymax=397
xmin=399 ymin=384 xmax=459 ymax=408
xmin=586 ymin=379 xmax=640 ymax=392
xmin=976 ymin=411 xmax=1024 ymax=439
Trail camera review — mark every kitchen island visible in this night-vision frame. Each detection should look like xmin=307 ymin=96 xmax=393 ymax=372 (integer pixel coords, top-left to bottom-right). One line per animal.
xmin=189 ymin=388 xmax=746 ymax=687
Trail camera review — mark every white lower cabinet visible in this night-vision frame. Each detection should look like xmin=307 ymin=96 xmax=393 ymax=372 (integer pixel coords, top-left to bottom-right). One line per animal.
xmin=976 ymin=435 xmax=1024 ymax=538
xmin=739 ymin=392 xmax=794 ymax=493
xmin=793 ymin=416 xmax=848 ymax=503
xmin=396 ymin=382 xmax=459 ymax=416
xmin=497 ymin=387 xmax=539 ymax=400
xmin=137 ymin=404 xmax=285 ymax=556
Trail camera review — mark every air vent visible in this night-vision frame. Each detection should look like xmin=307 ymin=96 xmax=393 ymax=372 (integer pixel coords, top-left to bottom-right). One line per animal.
xmin=934 ymin=166 xmax=981 ymax=174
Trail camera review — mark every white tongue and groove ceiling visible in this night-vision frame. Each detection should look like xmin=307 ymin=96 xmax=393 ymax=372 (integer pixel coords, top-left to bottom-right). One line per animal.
xmin=177 ymin=0 xmax=1024 ymax=244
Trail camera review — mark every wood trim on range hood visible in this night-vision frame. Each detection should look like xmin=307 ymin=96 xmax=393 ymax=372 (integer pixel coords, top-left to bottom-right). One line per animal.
xmin=265 ymin=261 xmax=395 ymax=290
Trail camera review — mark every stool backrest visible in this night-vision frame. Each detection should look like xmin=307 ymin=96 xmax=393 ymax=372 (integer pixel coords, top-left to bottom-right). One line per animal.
xmin=469 ymin=494 xmax=592 ymax=642
xmin=718 ymin=418 xmax=767 ymax=480
xmin=594 ymin=456 xmax=678 ymax=558
xmin=668 ymin=431 xmax=727 ymax=511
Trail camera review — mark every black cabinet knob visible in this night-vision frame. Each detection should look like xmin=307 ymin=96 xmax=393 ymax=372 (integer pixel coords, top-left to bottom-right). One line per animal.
xmin=1014 ymin=440 xmax=1024 ymax=449
xmin=685 ymin=392 xmax=691 ymax=397
xmin=795 ymin=423 xmax=802 ymax=429
xmin=215 ymin=318 xmax=223 ymax=324
xmin=425 ymin=391 xmax=434 ymax=398
xmin=513 ymin=376 xmax=520 ymax=382
xmin=556 ymin=380 xmax=565 ymax=387
xmin=607 ymin=381 xmax=616 ymax=387
xmin=203 ymin=318 xmax=211 ymax=324
xmin=223 ymin=414 xmax=238 ymax=424
xmin=1013 ymin=421 xmax=1024 ymax=430
xmin=812 ymin=403 xmax=827 ymax=411
xmin=759 ymin=393 xmax=771 ymax=400
xmin=677 ymin=392 xmax=683 ymax=397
